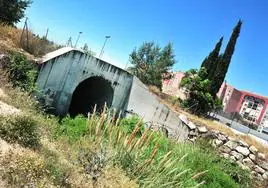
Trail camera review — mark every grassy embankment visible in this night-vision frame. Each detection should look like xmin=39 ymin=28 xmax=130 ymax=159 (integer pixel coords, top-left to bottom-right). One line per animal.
xmin=0 ymin=75 xmax=252 ymax=187
xmin=0 ymin=24 xmax=253 ymax=187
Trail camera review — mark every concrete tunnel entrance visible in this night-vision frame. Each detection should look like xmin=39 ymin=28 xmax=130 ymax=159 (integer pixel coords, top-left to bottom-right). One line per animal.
xmin=68 ymin=76 xmax=114 ymax=117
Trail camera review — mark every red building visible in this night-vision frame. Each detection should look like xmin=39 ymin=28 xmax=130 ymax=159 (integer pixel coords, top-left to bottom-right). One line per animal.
xmin=162 ymin=72 xmax=268 ymax=127
xmin=162 ymin=72 xmax=187 ymax=100
xmin=218 ymin=82 xmax=268 ymax=126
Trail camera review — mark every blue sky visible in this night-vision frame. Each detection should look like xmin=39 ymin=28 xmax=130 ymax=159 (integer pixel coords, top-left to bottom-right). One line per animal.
xmin=19 ymin=0 xmax=268 ymax=96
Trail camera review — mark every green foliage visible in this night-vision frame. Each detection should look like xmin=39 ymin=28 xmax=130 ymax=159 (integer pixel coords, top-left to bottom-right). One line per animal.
xmin=201 ymin=37 xmax=223 ymax=81
xmin=128 ymin=42 xmax=176 ymax=89
xmin=182 ymin=20 xmax=242 ymax=114
xmin=119 ymin=115 xmax=144 ymax=136
xmin=54 ymin=115 xmax=88 ymax=143
xmin=0 ymin=114 xmax=40 ymax=148
xmin=180 ymin=139 xmax=251 ymax=188
xmin=53 ymin=113 xmax=252 ymax=188
xmin=5 ymin=51 xmax=38 ymax=92
xmin=199 ymin=20 xmax=242 ymax=97
xmin=211 ymin=20 xmax=242 ymax=95
xmin=214 ymin=97 xmax=223 ymax=112
xmin=0 ymin=0 xmax=31 ymax=25
xmin=180 ymin=68 xmax=214 ymax=115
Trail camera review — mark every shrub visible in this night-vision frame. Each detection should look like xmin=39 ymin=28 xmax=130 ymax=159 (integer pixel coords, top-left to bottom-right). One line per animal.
xmin=4 ymin=51 xmax=38 ymax=92
xmin=0 ymin=114 xmax=40 ymax=148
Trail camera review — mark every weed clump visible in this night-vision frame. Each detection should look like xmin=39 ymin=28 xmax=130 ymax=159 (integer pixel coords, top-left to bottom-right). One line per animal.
xmin=53 ymin=111 xmax=252 ymax=187
xmin=0 ymin=151 xmax=50 ymax=187
xmin=0 ymin=114 xmax=40 ymax=148
xmin=1 ymin=51 xmax=38 ymax=92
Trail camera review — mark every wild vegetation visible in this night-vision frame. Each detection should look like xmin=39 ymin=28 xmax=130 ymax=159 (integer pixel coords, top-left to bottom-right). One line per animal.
xmin=0 ymin=66 xmax=253 ymax=187
xmin=1 ymin=51 xmax=38 ymax=92
xmin=0 ymin=1 xmax=260 ymax=187
xmin=0 ymin=0 xmax=31 ymax=26
xmin=128 ymin=42 xmax=176 ymax=90
xmin=180 ymin=20 xmax=242 ymax=115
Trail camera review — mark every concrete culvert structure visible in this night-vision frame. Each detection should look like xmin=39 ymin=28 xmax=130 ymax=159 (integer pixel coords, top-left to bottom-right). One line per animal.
xmin=68 ymin=76 xmax=114 ymax=117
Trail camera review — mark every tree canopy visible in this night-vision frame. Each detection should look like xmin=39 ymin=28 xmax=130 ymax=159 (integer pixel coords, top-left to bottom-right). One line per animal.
xmin=211 ymin=20 xmax=242 ymax=95
xmin=201 ymin=37 xmax=223 ymax=81
xmin=180 ymin=68 xmax=215 ymax=115
xmin=128 ymin=42 xmax=176 ymax=89
xmin=0 ymin=0 xmax=32 ymax=25
xmin=181 ymin=20 xmax=241 ymax=115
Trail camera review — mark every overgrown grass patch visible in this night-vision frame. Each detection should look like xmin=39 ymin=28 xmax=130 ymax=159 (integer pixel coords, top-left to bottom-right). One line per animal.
xmin=54 ymin=112 xmax=252 ymax=187
xmin=0 ymin=114 xmax=40 ymax=149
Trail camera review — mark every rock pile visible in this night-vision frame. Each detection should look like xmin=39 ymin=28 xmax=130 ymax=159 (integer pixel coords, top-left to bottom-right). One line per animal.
xmin=179 ymin=114 xmax=268 ymax=182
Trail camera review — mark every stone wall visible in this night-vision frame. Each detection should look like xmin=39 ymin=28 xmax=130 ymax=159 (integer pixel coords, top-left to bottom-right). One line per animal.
xmin=179 ymin=114 xmax=268 ymax=182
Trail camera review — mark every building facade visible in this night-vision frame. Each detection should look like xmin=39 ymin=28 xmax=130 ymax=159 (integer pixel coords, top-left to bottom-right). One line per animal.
xmin=217 ymin=82 xmax=268 ymax=126
xmin=162 ymin=72 xmax=268 ymax=127
xmin=162 ymin=72 xmax=187 ymax=100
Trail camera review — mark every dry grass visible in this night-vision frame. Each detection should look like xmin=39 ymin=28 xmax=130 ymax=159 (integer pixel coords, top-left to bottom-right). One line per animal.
xmin=0 ymin=24 xmax=59 ymax=58
xmin=0 ymin=24 xmax=34 ymax=59
xmin=180 ymin=111 xmax=268 ymax=156
xmin=0 ymin=24 xmax=22 ymax=47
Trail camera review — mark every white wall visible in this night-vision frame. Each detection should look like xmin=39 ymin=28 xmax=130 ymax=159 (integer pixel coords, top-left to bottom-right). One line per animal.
xmin=127 ymin=77 xmax=189 ymax=141
xmin=36 ymin=50 xmax=133 ymax=115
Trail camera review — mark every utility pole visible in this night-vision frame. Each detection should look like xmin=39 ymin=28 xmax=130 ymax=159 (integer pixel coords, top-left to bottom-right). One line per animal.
xmin=45 ymin=28 xmax=49 ymax=40
xmin=20 ymin=17 xmax=29 ymax=49
xmin=66 ymin=37 xmax=72 ymax=47
xmin=74 ymin=32 xmax=82 ymax=48
xmin=99 ymin=36 xmax=111 ymax=59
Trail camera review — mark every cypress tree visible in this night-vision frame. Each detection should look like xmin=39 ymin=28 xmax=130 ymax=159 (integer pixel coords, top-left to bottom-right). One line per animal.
xmin=201 ymin=37 xmax=223 ymax=80
xmin=211 ymin=20 xmax=242 ymax=96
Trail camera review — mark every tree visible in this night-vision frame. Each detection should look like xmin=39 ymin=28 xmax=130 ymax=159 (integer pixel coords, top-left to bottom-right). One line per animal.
xmin=128 ymin=42 xmax=176 ymax=89
xmin=82 ymin=43 xmax=96 ymax=56
xmin=211 ymin=20 xmax=242 ymax=95
xmin=180 ymin=68 xmax=214 ymax=115
xmin=0 ymin=0 xmax=32 ymax=25
xmin=201 ymin=37 xmax=223 ymax=80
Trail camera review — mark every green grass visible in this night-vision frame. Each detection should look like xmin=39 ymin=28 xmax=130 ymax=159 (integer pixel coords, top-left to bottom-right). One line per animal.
xmin=53 ymin=114 xmax=252 ymax=188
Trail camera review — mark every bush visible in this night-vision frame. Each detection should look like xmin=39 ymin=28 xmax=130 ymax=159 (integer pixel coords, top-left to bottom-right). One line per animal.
xmin=4 ymin=51 xmax=38 ymax=92
xmin=0 ymin=114 xmax=40 ymax=148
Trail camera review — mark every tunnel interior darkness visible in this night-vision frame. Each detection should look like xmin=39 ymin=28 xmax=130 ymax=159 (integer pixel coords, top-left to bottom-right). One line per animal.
xmin=68 ymin=76 xmax=114 ymax=117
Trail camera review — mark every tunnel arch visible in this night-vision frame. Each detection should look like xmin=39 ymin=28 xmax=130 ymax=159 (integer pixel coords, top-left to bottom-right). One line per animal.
xmin=68 ymin=76 xmax=114 ymax=117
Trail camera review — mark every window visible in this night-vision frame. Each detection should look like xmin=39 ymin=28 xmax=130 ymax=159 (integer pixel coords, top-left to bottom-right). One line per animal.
xmin=252 ymin=103 xmax=258 ymax=110
xmin=243 ymin=112 xmax=249 ymax=118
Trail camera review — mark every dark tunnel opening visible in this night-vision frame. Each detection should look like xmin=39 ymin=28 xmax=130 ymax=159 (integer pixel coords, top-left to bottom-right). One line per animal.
xmin=68 ymin=76 xmax=114 ymax=117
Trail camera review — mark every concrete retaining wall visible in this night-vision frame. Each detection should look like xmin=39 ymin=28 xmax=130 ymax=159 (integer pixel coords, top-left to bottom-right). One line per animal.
xmin=126 ymin=77 xmax=189 ymax=141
